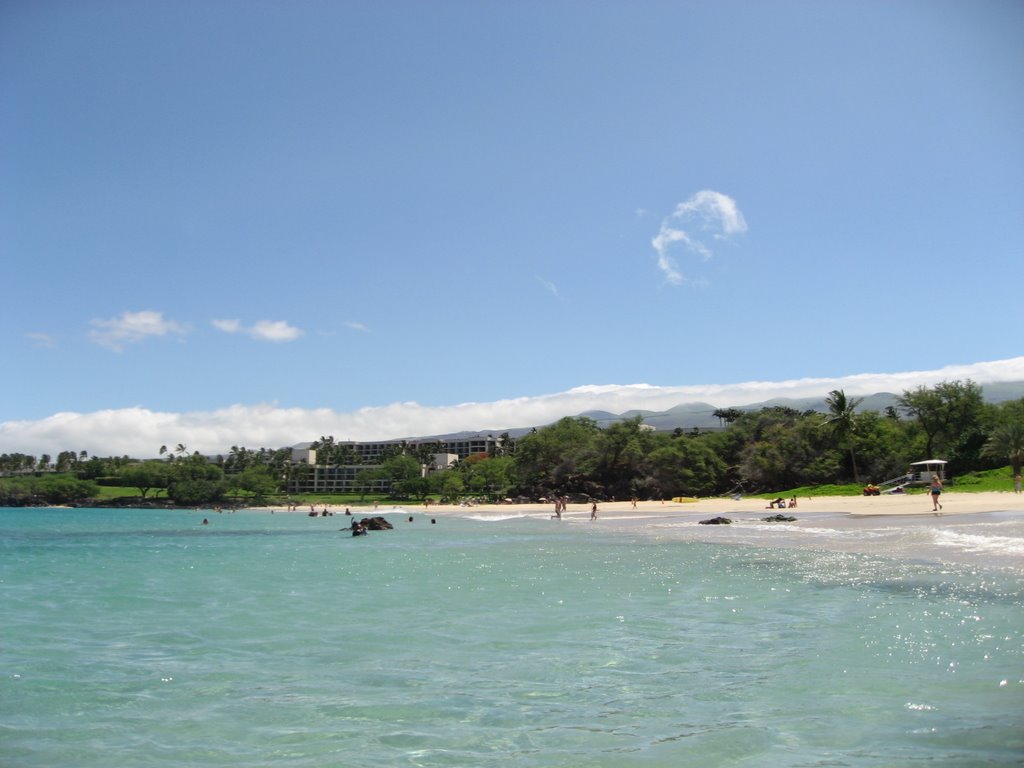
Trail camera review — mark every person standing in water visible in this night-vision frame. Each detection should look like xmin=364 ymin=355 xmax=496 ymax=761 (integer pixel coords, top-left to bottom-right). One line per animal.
xmin=930 ymin=473 xmax=943 ymax=512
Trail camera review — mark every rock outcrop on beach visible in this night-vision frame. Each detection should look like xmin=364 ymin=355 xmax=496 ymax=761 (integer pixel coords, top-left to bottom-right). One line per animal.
xmin=698 ymin=516 xmax=732 ymax=525
xmin=762 ymin=514 xmax=797 ymax=522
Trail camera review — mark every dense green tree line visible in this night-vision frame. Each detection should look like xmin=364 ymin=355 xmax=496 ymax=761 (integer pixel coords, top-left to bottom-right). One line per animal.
xmin=492 ymin=380 xmax=1020 ymax=499
xmin=3 ymin=380 xmax=1023 ymax=506
xmin=0 ymin=475 xmax=100 ymax=505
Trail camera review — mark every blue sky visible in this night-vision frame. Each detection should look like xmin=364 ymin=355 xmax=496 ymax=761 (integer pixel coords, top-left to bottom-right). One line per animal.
xmin=2 ymin=0 xmax=1022 ymax=457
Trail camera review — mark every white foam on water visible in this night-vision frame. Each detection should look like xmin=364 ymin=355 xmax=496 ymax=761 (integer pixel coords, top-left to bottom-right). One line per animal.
xmin=462 ymin=512 xmax=542 ymax=522
xmin=745 ymin=523 xmax=876 ymax=538
xmin=932 ymin=529 xmax=1024 ymax=556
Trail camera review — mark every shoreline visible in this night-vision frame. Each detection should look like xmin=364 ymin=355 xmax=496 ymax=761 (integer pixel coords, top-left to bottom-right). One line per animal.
xmin=258 ymin=492 xmax=1024 ymax=574
xmin=259 ymin=490 xmax=1024 ymax=520
xmin=31 ymin=493 xmax=1020 ymax=572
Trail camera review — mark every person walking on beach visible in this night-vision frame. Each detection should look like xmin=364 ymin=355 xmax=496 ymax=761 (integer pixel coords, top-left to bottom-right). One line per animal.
xmin=590 ymin=501 xmax=598 ymax=520
xmin=1015 ymin=473 xmax=1022 ymax=494
xmin=930 ymin=473 xmax=943 ymax=512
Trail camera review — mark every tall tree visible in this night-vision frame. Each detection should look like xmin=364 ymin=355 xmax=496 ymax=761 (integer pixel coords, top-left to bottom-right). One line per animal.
xmin=167 ymin=454 xmax=226 ymax=505
xmin=982 ymin=421 xmax=1024 ymax=478
xmin=511 ymin=417 xmax=601 ymax=495
xmin=824 ymin=389 xmax=864 ymax=484
xmin=593 ymin=416 xmax=655 ymax=499
xmin=232 ymin=466 xmax=278 ymax=503
xmin=119 ymin=462 xmax=170 ymax=499
xmin=380 ymin=454 xmax=425 ymax=498
xmin=897 ymin=380 xmax=984 ymax=459
xmin=55 ymin=451 xmax=79 ymax=473
xmin=713 ymin=408 xmax=743 ymax=427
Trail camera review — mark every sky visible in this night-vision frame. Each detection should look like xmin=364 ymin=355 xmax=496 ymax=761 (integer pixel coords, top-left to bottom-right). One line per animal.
xmin=2 ymin=0 xmax=1022 ymax=458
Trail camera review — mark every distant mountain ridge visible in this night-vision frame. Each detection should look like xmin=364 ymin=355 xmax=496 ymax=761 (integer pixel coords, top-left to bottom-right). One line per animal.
xmin=405 ymin=381 xmax=1024 ymax=442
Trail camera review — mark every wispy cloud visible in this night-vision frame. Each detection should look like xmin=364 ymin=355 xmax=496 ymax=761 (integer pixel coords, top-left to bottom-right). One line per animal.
xmin=90 ymin=310 xmax=188 ymax=352
xmin=652 ymin=190 xmax=747 ymax=284
xmin=2 ymin=357 xmax=1022 ymax=458
xmin=537 ymin=276 xmax=560 ymax=298
xmin=211 ymin=319 xmax=242 ymax=334
xmin=25 ymin=332 xmax=56 ymax=348
xmin=213 ymin=319 xmax=304 ymax=342
xmin=345 ymin=321 xmax=369 ymax=332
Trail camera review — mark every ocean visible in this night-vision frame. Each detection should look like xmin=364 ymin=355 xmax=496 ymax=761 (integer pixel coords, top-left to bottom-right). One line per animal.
xmin=2 ymin=506 xmax=1022 ymax=767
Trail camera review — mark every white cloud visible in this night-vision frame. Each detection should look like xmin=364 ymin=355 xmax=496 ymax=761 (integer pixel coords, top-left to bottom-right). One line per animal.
xmin=89 ymin=310 xmax=188 ymax=352
xmin=250 ymin=320 xmax=303 ymax=342
xmin=25 ymin=332 xmax=56 ymax=348
xmin=345 ymin=321 xmax=369 ymax=332
xmin=2 ymin=357 xmax=1023 ymax=458
xmin=212 ymin=318 xmax=242 ymax=334
xmin=652 ymin=190 xmax=746 ymax=283
xmin=673 ymin=190 xmax=748 ymax=236
xmin=213 ymin=319 xmax=304 ymax=342
xmin=650 ymin=228 xmax=690 ymax=284
xmin=537 ymin=276 xmax=561 ymax=297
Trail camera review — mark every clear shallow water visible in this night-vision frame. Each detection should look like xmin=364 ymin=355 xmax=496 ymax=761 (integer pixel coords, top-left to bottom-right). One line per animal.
xmin=2 ymin=507 xmax=1022 ymax=767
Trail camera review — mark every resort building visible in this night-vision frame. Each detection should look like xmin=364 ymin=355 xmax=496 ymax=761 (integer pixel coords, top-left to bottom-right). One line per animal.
xmin=285 ymin=435 xmax=508 ymax=495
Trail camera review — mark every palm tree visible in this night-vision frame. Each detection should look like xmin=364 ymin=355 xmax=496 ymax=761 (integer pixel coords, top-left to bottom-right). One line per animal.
xmin=983 ymin=421 xmax=1024 ymax=478
xmin=824 ymin=389 xmax=864 ymax=484
xmin=713 ymin=408 xmax=743 ymax=427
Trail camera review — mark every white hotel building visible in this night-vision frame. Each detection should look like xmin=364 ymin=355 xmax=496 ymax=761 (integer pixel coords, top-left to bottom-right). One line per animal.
xmin=286 ymin=435 xmax=507 ymax=495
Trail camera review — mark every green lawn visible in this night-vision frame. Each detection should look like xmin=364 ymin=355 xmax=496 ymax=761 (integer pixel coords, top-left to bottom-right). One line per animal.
xmin=95 ymin=485 xmax=154 ymax=499
xmin=945 ymin=466 xmax=1020 ymax=492
xmin=753 ymin=465 xmax=1018 ymax=499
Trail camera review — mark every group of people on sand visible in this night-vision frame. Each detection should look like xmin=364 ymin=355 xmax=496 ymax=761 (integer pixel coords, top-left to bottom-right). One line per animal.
xmin=548 ymin=496 xmax=600 ymax=520
xmin=551 ymin=496 xmax=570 ymax=519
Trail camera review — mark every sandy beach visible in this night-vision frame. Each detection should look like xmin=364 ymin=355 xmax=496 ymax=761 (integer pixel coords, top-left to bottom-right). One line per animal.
xmin=323 ymin=489 xmax=1024 ymax=528
xmin=421 ymin=490 xmax=1024 ymax=520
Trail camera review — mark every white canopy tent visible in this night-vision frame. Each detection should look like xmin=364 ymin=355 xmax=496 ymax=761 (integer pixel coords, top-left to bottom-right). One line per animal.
xmin=909 ymin=459 xmax=948 ymax=483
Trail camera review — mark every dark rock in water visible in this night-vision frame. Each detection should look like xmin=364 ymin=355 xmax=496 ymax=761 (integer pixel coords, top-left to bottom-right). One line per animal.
xmin=698 ymin=516 xmax=732 ymax=525
xmin=344 ymin=516 xmax=394 ymax=536
xmin=762 ymin=514 xmax=797 ymax=522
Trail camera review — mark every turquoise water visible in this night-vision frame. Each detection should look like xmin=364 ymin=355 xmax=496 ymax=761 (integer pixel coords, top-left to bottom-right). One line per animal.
xmin=2 ymin=507 xmax=1022 ymax=767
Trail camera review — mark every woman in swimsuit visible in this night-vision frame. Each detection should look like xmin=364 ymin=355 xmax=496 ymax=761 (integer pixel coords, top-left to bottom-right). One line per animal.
xmin=930 ymin=473 xmax=943 ymax=512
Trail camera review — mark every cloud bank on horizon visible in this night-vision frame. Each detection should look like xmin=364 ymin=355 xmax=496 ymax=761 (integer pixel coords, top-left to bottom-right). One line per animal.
xmin=2 ymin=357 xmax=1022 ymax=459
